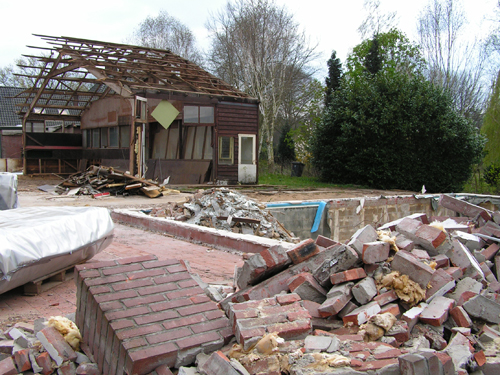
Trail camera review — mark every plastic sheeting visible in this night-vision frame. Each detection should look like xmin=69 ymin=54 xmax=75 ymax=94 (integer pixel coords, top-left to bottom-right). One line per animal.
xmin=0 ymin=206 xmax=114 ymax=290
xmin=0 ymin=173 xmax=19 ymax=210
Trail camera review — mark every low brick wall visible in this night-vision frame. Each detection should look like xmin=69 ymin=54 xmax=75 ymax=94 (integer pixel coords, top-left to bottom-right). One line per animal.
xmin=75 ymin=255 xmax=232 ymax=375
xmin=112 ymin=209 xmax=295 ymax=254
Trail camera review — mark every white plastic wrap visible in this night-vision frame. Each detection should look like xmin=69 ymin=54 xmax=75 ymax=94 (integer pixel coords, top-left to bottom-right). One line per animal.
xmin=0 ymin=206 xmax=114 ymax=294
xmin=0 ymin=173 xmax=19 ymax=210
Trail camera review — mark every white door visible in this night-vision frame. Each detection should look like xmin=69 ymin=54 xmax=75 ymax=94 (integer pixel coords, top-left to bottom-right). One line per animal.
xmin=238 ymin=134 xmax=257 ymax=183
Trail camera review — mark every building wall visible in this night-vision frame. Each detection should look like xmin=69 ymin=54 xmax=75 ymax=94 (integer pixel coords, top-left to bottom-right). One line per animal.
xmin=1 ymin=132 xmax=22 ymax=159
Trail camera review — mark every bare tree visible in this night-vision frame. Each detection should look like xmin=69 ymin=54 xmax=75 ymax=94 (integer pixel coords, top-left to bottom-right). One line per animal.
xmin=0 ymin=57 xmax=47 ymax=88
xmin=358 ymin=0 xmax=398 ymax=39
xmin=128 ymin=10 xmax=203 ymax=65
xmin=417 ymin=0 xmax=487 ymax=126
xmin=206 ymin=0 xmax=317 ymax=169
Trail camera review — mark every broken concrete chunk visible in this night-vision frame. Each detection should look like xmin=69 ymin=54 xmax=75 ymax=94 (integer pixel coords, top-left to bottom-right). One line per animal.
xmin=462 ymin=295 xmax=500 ymax=324
xmin=348 ymin=225 xmax=378 ymax=256
xmin=390 ymin=250 xmax=434 ymax=289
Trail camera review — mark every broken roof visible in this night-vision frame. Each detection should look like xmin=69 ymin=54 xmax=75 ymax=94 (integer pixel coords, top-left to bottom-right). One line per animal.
xmin=15 ymin=35 xmax=257 ymax=123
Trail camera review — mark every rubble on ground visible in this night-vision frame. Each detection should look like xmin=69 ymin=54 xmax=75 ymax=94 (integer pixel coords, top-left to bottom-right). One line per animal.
xmin=4 ymin=194 xmax=500 ymax=374
xmin=39 ymin=165 xmax=179 ymax=199
xmin=147 ymin=188 xmax=296 ymax=241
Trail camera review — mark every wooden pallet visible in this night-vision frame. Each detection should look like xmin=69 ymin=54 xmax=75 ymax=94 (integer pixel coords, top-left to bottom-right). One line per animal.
xmin=23 ymin=265 xmax=76 ymax=296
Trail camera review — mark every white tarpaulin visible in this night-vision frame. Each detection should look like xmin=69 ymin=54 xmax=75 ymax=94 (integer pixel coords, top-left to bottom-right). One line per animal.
xmin=0 ymin=173 xmax=19 ymax=210
xmin=0 ymin=206 xmax=114 ymax=293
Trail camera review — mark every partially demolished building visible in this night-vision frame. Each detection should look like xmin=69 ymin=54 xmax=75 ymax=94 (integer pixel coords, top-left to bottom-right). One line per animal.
xmin=15 ymin=35 xmax=259 ymax=184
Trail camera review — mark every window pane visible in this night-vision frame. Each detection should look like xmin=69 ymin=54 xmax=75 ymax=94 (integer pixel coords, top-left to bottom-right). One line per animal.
xmin=92 ymin=129 xmax=99 ymax=148
xmin=120 ymin=126 xmax=130 ymax=148
xmin=109 ymin=127 xmax=119 ymax=147
xmin=33 ymin=123 xmax=44 ymax=133
xmin=82 ymin=129 xmax=87 ymax=147
xmin=184 ymin=106 xmax=198 ymax=123
xmin=219 ymin=136 xmax=233 ymax=165
xmin=240 ymin=136 xmax=254 ymax=164
xmin=199 ymin=107 xmax=214 ymax=123
xmin=100 ymin=128 xmax=108 ymax=148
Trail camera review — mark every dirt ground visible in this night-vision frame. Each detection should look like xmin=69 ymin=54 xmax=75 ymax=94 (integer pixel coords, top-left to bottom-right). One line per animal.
xmin=0 ymin=174 xmax=416 ymax=329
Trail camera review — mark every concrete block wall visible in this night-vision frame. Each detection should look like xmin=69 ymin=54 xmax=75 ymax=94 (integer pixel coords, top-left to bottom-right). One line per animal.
xmin=328 ymin=196 xmax=456 ymax=243
xmin=75 ymin=255 xmax=232 ymax=375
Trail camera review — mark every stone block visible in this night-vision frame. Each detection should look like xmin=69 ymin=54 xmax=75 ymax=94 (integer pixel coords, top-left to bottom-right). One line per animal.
xmin=391 ymin=250 xmax=434 ymax=289
xmin=419 ymin=296 xmax=455 ymax=326
xmin=362 ymin=241 xmax=390 ymax=264
xmin=330 ymin=268 xmax=367 ymax=285
xmin=463 ymin=295 xmax=500 ymax=324
xmin=450 ymin=306 xmax=472 ymax=328
xmin=352 ymin=277 xmax=378 ymax=305
xmin=286 ymin=239 xmax=320 ymax=265
xmin=342 ymin=301 xmax=381 ymax=326
xmin=287 ymin=272 xmax=327 ymax=304
xmin=348 ymin=224 xmax=378 ymax=256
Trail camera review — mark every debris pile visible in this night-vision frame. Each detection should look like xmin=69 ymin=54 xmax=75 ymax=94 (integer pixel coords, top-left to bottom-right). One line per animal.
xmin=149 ymin=188 xmax=296 ymax=241
xmin=5 ymin=194 xmax=500 ymax=374
xmin=40 ymin=165 xmax=179 ymax=199
xmin=0 ymin=315 xmax=99 ymax=375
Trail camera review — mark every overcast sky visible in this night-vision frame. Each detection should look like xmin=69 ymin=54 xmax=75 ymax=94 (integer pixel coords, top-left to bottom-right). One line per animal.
xmin=0 ymin=0 xmax=497 ymax=79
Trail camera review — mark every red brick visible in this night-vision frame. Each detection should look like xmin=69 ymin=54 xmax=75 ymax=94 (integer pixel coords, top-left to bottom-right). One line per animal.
xmin=286 ymin=239 xmax=320 ymax=264
xmin=391 ymin=250 xmax=434 ymax=289
xmin=474 ymin=350 xmax=487 ymax=367
xmin=457 ymin=291 xmax=478 ymax=306
xmin=445 ymin=266 xmax=463 ymax=280
xmin=106 ymin=306 xmax=151 ymax=321
xmin=315 ymin=235 xmax=338 ymax=248
xmin=162 ymin=314 xmax=206 ymax=330
xmin=412 ymin=248 xmax=431 ymax=260
xmin=204 ymin=309 xmax=226 ymax=320
xmin=165 ymin=286 xmax=205 ymax=300
xmin=94 ymin=290 xmax=137 ymax=303
xmin=35 ymin=352 xmax=53 ymax=375
xmin=330 ymin=268 xmax=367 ymax=285
xmin=134 ymin=310 xmax=179 ymax=325
xmin=123 ymin=294 xmax=166 ymax=308
xmin=102 ymin=264 xmax=143 ymax=275
xmin=342 ymin=301 xmax=381 ymax=325
xmin=276 ymin=293 xmax=302 ymax=305
xmin=362 ymin=241 xmax=390 ymax=264
xmin=432 ymin=254 xmax=450 ymax=269
xmin=79 ymin=269 xmax=101 ymax=278
xmin=76 ymin=260 xmax=117 ymax=271
xmin=373 ymin=290 xmax=398 ymax=306
xmin=154 ymin=299 xmax=193 ymax=313
xmin=154 ymin=364 xmax=175 ymax=375
xmin=122 ymin=337 xmax=148 ymax=350
xmin=415 ymin=225 xmax=447 ymax=248
xmin=126 ymin=342 xmax=177 ymax=375
xmin=380 ymin=303 xmax=400 ymax=318
xmin=267 ymin=320 xmax=312 ymax=339
xmin=127 ymin=268 xmax=166 ymax=280
xmin=143 ymin=259 xmax=180 ymax=268
xmin=450 ymin=306 xmax=473 ymax=328
xmin=481 ymin=243 xmax=500 ymax=260
xmin=117 ymin=254 xmax=157 ymax=264
xmin=190 ymin=294 xmax=211 ymax=304
xmin=116 ymin=324 xmax=162 ymax=340
xmin=13 ymin=348 xmax=31 ymax=372
xmin=191 ymin=318 xmax=230 ymax=334
xmin=147 ymin=327 xmax=192 ymax=345
xmin=356 ymin=358 xmax=399 ymax=371
xmin=373 ymin=349 xmax=403 ymax=359
xmin=85 ymin=274 xmax=128 ymax=287
xmin=110 ymin=320 xmax=135 ymax=331
xmin=426 ymin=268 xmax=455 ymax=301
xmin=137 ymin=283 xmax=179 ymax=296
xmin=419 ymin=296 xmax=455 ymax=326
xmin=99 ymin=300 xmax=123 ymax=312
xmin=176 ymin=331 xmax=222 ymax=350
xmin=434 ymin=352 xmax=454 ymax=375
xmin=166 ymin=264 xmax=187 ymax=273
xmin=288 ymin=310 xmax=312 ymax=321
xmin=260 ymin=245 xmax=291 ymax=269
xmin=58 ymin=361 xmax=76 ymax=374
xmin=36 ymin=326 xmax=77 ymax=366
xmin=112 ymin=278 xmax=155 ymax=291
xmin=239 ymin=327 xmax=266 ymax=345
xmin=177 ymin=302 xmax=218 ymax=317
xmin=351 ymin=350 xmax=371 ymax=361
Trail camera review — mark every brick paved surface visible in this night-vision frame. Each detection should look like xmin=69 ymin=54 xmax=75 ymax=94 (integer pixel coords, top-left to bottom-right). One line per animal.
xmin=0 ymin=223 xmax=243 ymax=330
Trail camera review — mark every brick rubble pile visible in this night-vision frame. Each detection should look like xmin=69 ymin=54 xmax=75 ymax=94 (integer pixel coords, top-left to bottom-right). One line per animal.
xmin=3 ymin=194 xmax=500 ymax=374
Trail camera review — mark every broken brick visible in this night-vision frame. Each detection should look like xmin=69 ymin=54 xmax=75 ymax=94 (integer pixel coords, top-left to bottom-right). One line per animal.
xmin=362 ymin=241 xmax=390 ymax=264
xmin=286 ymin=239 xmax=319 ymax=264
xmin=351 ymin=277 xmax=377 ymax=305
xmin=13 ymin=349 xmax=31 ymax=372
xmin=373 ymin=290 xmax=398 ymax=306
xmin=419 ymin=296 xmax=455 ymax=326
xmin=342 ymin=301 xmax=381 ymax=326
xmin=315 ymin=235 xmax=338 ymax=248
xmin=425 ymin=268 xmax=455 ymax=302
xmin=329 ymin=268 xmax=367 ymax=285
xmin=348 ymin=225 xmax=378 ymax=256
xmin=391 ymin=250 xmax=435 ymax=289
xmin=287 ymin=273 xmax=327 ymax=304
xmin=318 ymin=283 xmax=353 ymax=317
xmin=36 ymin=326 xmax=77 ymax=366
xmin=450 ymin=306 xmax=472 ymax=328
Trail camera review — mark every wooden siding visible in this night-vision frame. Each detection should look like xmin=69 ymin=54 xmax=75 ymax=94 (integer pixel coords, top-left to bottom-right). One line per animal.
xmin=216 ymin=102 xmax=259 ymax=182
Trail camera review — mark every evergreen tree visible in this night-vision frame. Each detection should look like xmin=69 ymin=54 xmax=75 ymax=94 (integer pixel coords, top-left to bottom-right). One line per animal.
xmin=481 ymin=70 xmax=500 ymax=167
xmin=325 ymin=51 xmax=342 ymax=107
xmin=365 ymin=34 xmax=382 ymax=75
